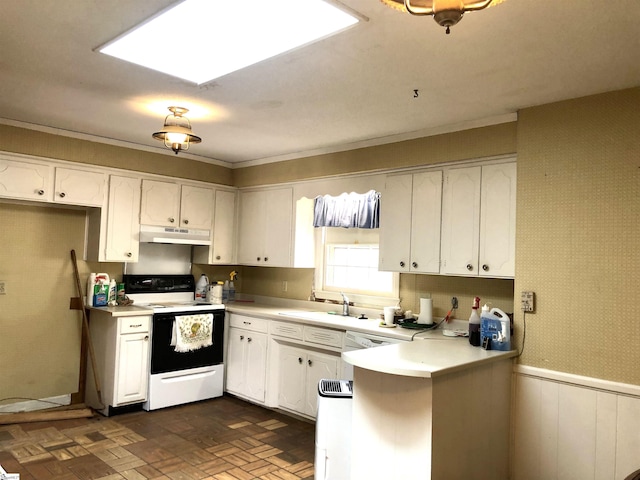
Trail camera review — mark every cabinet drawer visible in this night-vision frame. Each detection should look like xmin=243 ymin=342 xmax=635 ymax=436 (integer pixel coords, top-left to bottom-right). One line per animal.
xmin=229 ymin=314 xmax=269 ymax=333
xmin=270 ymin=320 xmax=304 ymax=340
xmin=303 ymin=326 xmax=343 ymax=348
xmin=119 ymin=316 xmax=150 ymax=334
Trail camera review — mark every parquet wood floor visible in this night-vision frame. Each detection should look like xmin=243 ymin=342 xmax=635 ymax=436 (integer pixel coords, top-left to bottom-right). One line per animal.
xmin=0 ymin=395 xmax=315 ymax=480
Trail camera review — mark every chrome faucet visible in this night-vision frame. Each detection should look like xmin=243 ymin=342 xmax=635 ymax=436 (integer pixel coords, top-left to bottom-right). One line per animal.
xmin=340 ymin=292 xmax=349 ymax=316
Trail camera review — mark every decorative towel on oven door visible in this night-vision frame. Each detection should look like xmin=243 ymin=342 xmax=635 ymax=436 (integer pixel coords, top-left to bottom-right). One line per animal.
xmin=170 ymin=314 xmax=213 ymax=352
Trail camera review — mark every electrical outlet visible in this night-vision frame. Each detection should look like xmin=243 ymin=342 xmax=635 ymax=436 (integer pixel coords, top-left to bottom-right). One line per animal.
xmin=0 ymin=280 xmax=6 ymax=295
xmin=451 ymin=296 xmax=458 ymax=309
xmin=282 ymin=281 xmax=288 ymax=292
xmin=521 ymin=291 xmax=535 ymax=312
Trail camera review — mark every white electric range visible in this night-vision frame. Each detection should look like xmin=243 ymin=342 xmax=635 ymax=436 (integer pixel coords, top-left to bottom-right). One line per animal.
xmin=123 ymin=274 xmax=225 ymax=411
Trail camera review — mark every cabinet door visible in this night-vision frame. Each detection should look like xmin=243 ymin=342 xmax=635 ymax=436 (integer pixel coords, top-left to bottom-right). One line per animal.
xmin=379 ymin=174 xmax=413 ymax=272
xmin=140 ymin=179 xmax=180 ymax=227
xmin=440 ymin=166 xmax=482 ymax=275
xmin=244 ymin=332 xmax=268 ymax=402
xmin=211 ymin=189 xmax=236 ymax=264
xmin=0 ymin=158 xmax=53 ymax=201
xmin=278 ymin=345 xmax=306 ymax=412
xmin=53 ymin=167 xmax=106 ymax=206
xmin=263 ymin=188 xmax=293 ymax=267
xmin=105 ymin=175 xmax=141 ymax=262
xmin=115 ymin=332 xmax=149 ymax=405
xmin=304 ymin=352 xmax=338 ymax=417
xmin=226 ymin=328 xmax=247 ymax=395
xmin=180 ymin=185 xmax=214 ymax=229
xmin=410 ymin=171 xmax=443 ymax=274
xmin=479 ymin=162 xmax=516 ymax=277
xmin=237 ymin=190 xmax=266 ymax=264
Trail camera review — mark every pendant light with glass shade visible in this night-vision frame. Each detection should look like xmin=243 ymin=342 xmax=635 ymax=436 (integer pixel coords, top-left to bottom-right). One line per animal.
xmin=380 ymin=0 xmax=507 ymax=34
xmin=152 ymin=106 xmax=202 ymax=154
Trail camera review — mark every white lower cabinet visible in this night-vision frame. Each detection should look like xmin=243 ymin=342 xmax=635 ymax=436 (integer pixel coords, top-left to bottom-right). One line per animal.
xmin=86 ymin=311 xmax=150 ymax=416
xmin=226 ymin=328 xmax=268 ymax=402
xmin=225 ymin=315 xmax=269 ymax=403
xmin=278 ymin=345 xmax=339 ymax=418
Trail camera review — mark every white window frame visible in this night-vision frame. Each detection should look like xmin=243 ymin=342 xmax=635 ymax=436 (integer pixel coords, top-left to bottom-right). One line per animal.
xmin=313 ymin=227 xmax=399 ymax=308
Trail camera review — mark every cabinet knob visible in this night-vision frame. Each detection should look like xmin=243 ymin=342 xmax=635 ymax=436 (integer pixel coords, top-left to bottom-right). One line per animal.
xmin=183 ymin=219 xmax=189 ymax=225
xmin=466 ymin=264 xmax=474 ymax=271
xmin=59 ymin=192 xmax=66 ymax=198
xmin=399 ymin=261 xmax=405 ymax=267
xmin=412 ymin=262 xmax=418 ymax=268
xmin=144 ymin=335 xmax=149 ymax=341
xmin=169 ymin=217 xmax=175 ymax=223
xmin=37 ymin=189 xmax=45 ymax=195
xmin=257 ymin=257 xmax=261 ymax=261
xmin=126 ymin=252 xmax=132 ymax=257
xmin=482 ymin=264 xmax=489 ymax=272
xmin=308 ymin=359 xmax=312 ymax=366
xmin=240 ymin=335 xmax=244 ymax=340
xmin=298 ymin=357 xmax=303 ymax=364
xmin=215 ymin=255 xmax=221 ymax=260
xmin=247 ymin=337 xmax=252 ymax=343
xmin=264 ymin=257 xmax=269 ymax=262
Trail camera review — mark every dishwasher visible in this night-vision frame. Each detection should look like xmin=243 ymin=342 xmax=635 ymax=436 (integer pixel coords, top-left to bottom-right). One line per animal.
xmin=341 ymin=330 xmax=408 ymax=380
xmin=315 ymin=331 xmax=408 ymax=479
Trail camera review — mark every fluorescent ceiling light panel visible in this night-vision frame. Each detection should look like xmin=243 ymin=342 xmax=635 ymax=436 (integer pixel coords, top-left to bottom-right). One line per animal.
xmin=100 ymin=0 xmax=359 ymax=84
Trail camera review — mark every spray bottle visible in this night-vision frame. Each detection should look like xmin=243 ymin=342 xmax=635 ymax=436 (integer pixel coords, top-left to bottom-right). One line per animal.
xmin=228 ymin=271 xmax=237 ymax=302
xmin=468 ymin=296 xmax=481 ymax=346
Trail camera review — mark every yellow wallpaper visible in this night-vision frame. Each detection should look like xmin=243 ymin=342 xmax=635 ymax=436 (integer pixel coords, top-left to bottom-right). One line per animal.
xmin=0 ymin=203 xmax=89 ymax=403
xmin=0 ymin=124 xmax=233 ymax=186
xmin=233 ymin=122 xmax=517 ymax=187
xmin=514 ymin=87 xmax=640 ymax=385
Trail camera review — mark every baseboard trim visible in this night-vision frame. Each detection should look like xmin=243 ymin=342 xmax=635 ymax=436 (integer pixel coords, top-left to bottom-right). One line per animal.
xmin=514 ymin=365 xmax=640 ymax=398
xmin=0 ymin=394 xmax=71 ymax=413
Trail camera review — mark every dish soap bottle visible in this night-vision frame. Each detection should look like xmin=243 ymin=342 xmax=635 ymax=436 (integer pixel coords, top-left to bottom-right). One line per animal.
xmin=468 ymin=296 xmax=481 ymax=346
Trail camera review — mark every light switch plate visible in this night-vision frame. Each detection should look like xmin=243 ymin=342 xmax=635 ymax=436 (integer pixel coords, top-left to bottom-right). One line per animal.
xmin=0 ymin=280 xmax=6 ymax=295
xmin=521 ymin=291 xmax=534 ymax=312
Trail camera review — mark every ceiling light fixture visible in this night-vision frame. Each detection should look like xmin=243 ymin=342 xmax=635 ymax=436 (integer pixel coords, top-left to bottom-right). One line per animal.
xmin=381 ymin=0 xmax=506 ymax=34
xmin=152 ymin=107 xmax=202 ymax=155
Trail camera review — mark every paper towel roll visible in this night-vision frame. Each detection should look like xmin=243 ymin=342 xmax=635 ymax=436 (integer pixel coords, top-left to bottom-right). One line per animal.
xmin=418 ymin=298 xmax=433 ymax=324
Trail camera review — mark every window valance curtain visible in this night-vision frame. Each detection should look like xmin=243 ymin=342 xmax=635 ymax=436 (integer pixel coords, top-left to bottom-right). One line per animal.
xmin=313 ymin=190 xmax=380 ymax=229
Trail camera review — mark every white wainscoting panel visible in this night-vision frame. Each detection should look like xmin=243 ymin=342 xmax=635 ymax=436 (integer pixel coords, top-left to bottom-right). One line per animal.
xmin=513 ymin=366 xmax=640 ymax=480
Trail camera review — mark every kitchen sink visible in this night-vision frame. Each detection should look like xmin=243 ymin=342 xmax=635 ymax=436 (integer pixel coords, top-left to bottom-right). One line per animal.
xmin=278 ymin=310 xmax=358 ymax=321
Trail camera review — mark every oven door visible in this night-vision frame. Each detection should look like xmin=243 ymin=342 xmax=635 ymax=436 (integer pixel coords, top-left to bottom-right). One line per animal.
xmin=150 ymin=309 xmax=224 ymax=374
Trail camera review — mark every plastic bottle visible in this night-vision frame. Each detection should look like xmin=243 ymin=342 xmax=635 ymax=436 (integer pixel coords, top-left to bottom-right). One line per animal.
xmin=107 ymin=279 xmax=117 ymax=306
xmin=222 ymin=280 xmax=230 ymax=303
xmin=86 ymin=273 xmax=96 ymax=307
xmin=480 ymin=307 xmax=511 ymax=351
xmin=228 ymin=270 xmax=237 ymax=302
xmin=468 ymin=296 xmax=481 ymax=346
xmin=195 ymin=274 xmax=209 ymax=302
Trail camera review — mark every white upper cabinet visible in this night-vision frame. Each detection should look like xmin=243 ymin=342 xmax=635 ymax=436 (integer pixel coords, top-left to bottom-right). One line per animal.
xmin=0 ymin=157 xmax=53 ymax=202
xmin=103 ymin=175 xmax=141 ymax=262
xmin=53 ymin=167 xmax=107 ymax=207
xmin=478 ymin=162 xmax=517 ymax=277
xmin=210 ymin=189 xmax=236 ymax=264
xmin=379 ymin=170 xmax=443 ymax=273
xmin=192 ymin=188 xmax=238 ymax=265
xmin=237 ymin=187 xmax=293 ymax=267
xmin=140 ymin=179 xmax=214 ymax=230
xmin=441 ymin=161 xmax=516 ymax=278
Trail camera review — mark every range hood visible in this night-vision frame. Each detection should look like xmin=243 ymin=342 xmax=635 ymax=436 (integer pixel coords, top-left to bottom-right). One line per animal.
xmin=139 ymin=225 xmax=211 ymax=246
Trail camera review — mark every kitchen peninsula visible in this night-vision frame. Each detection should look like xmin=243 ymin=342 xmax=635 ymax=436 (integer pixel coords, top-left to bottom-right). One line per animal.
xmin=343 ymin=341 xmax=517 ymax=480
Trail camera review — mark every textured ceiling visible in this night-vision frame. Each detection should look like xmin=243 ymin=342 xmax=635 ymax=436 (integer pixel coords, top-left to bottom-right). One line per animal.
xmin=0 ymin=0 xmax=639 ymax=167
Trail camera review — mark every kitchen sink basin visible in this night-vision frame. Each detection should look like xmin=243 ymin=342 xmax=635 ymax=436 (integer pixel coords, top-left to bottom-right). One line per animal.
xmin=278 ymin=310 xmax=358 ymax=321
